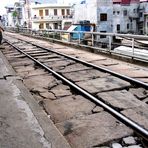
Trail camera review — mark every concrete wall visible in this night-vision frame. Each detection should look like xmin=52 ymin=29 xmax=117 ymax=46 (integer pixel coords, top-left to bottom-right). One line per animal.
xmin=73 ymin=4 xmax=96 ymax=24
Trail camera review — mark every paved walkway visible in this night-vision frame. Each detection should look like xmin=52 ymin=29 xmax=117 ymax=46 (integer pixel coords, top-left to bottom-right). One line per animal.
xmin=0 ymin=47 xmax=70 ymax=148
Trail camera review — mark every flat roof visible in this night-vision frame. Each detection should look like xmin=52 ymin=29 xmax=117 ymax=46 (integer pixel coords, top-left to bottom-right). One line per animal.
xmin=32 ymin=4 xmax=71 ymax=9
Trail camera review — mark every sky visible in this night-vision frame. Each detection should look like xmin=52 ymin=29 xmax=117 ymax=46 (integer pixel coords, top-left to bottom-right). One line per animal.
xmin=0 ymin=0 xmax=79 ymax=15
xmin=0 ymin=0 xmax=146 ymax=15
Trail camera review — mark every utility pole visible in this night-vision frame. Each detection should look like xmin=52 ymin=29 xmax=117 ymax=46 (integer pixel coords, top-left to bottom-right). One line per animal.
xmin=25 ymin=0 xmax=31 ymax=28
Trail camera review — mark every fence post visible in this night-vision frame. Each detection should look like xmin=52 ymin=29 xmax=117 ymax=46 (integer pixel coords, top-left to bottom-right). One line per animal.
xmin=109 ymin=36 xmax=112 ymax=53
xmin=78 ymin=32 xmax=81 ymax=44
xmin=92 ymin=33 xmax=94 ymax=46
xmin=132 ymin=38 xmax=134 ymax=59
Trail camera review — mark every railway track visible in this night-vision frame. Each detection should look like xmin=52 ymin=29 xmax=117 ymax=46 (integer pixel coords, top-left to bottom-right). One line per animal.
xmin=1 ymin=34 xmax=148 ymax=147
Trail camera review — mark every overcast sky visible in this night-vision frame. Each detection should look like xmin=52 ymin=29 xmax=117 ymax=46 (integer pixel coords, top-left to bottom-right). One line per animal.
xmin=0 ymin=0 xmax=80 ymax=15
xmin=2 ymin=0 xmax=145 ymax=15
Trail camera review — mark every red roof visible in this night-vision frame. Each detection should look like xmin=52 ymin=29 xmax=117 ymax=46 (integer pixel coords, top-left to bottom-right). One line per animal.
xmin=113 ymin=0 xmax=121 ymax=3
xmin=113 ymin=0 xmax=140 ymax=4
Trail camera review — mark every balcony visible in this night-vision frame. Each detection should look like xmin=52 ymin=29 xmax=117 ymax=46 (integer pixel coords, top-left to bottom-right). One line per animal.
xmin=129 ymin=13 xmax=139 ymax=19
xmin=32 ymin=15 xmax=72 ymax=23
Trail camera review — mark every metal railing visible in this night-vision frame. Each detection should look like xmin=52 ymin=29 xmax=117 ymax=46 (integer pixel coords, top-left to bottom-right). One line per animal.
xmin=5 ymin=27 xmax=148 ymax=62
xmin=32 ymin=15 xmax=73 ymax=21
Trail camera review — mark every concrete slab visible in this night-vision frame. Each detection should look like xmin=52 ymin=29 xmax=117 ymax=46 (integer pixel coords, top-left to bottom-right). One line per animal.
xmin=40 ymin=91 xmax=57 ymax=100
xmin=91 ymin=59 xmax=119 ymax=66
xmin=76 ymin=76 xmax=131 ymax=94
xmin=46 ymin=60 xmax=75 ymax=68
xmin=122 ymin=105 xmax=148 ymax=129
xmin=55 ymin=48 xmax=85 ymax=55
xmin=42 ymin=95 xmax=99 ymax=123
xmin=143 ymin=97 xmax=148 ymax=104
xmin=24 ymin=74 xmax=55 ymax=93
xmin=59 ymin=63 xmax=91 ymax=73
xmin=0 ymin=52 xmax=15 ymax=78
xmin=0 ymin=49 xmax=71 ymax=148
xmin=35 ymin=54 xmax=60 ymax=59
xmin=0 ymin=79 xmax=51 ymax=148
xmin=18 ymin=69 xmax=48 ymax=78
xmin=76 ymin=53 xmax=107 ymax=62
xmin=129 ymin=88 xmax=148 ymax=100
xmin=97 ymin=90 xmax=144 ymax=110
xmin=50 ymin=89 xmax=72 ymax=98
xmin=11 ymin=59 xmax=34 ymax=67
xmin=14 ymin=65 xmax=35 ymax=73
xmin=63 ymin=69 xmax=109 ymax=82
xmin=56 ymin=112 xmax=133 ymax=148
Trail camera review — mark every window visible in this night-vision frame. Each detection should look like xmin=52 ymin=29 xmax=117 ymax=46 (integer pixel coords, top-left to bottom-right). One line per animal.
xmin=123 ymin=10 xmax=127 ymax=16
xmin=61 ymin=9 xmax=65 ymax=15
xmin=54 ymin=9 xmax=57 ymax=15
xmin=133 ymin=9 xmax=137 ymax=13
xmin=117 ymin=11 xmax=120 ymax=15
xmin=46 ymin=23 xmax=50 ymax=29
xmin=45 ymin=9 xmax=49 ymax=16
xmin=39 ymin=10 xmax=43 ymax=17
xmin=67 ymin=9 xmax=70 ymax=15
xmin=113 ymin=11 xmax=115 ymax=15
xmin=100 ymin=13 xmax=107 ymax=21
xmin=54 ymin=23 xmax=58 ymax=29
xmin=117 ymin=24 xmax=120 ymax=32
xmin=100 ymin=31 xmax=106 ymax=38
xmin=39 ymin=23 xmax=44 ymax=29
xmin=140 ymin=12 xmax=143 ymax=17
xmin=127 ymin=23 xmax=129 ymax=29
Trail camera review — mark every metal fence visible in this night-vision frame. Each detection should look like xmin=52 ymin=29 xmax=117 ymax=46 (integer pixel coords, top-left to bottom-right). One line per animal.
xmin=6 ymin=27 xmax=148 ymax=62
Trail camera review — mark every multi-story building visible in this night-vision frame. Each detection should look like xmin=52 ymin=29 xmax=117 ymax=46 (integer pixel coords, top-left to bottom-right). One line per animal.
xmin=5 ymin=5 xmax=15 ymax=27
xmin=74 ymin=0 xmax=113 ymax=33
xmin=31 ymin=3 xmax=73 ymax=30
xmin=138 ymin=0 xmax=148 ymax=34
xmin=74 ymin=0 xmax=148 ymax=35
xmin=113 ymin=0 xmax=140 ymax=34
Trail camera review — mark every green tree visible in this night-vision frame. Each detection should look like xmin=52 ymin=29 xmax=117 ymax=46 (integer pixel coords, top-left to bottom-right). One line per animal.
xmin=12 ymin=11 xmax=18 ymax=18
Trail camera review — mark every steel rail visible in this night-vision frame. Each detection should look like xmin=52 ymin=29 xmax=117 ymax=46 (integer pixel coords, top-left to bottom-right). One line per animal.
xmin=5 ymin=40 xmax=148 ymax=140
xmin=21 ymin=39 xmax=148 ymax=89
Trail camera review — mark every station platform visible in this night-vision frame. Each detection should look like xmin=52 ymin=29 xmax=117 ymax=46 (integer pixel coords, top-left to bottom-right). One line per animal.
xmin=0 ymin=48 xmax=70 ymax=148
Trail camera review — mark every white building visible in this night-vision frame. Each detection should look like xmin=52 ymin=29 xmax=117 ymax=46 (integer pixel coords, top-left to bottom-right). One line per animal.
xmin=74 ymin=0 xmax=113 ymax=33
xmin=5 ymin=5 xmax=15 ymax=27
xmin=31 ymin=3 xmax=73 ymax=30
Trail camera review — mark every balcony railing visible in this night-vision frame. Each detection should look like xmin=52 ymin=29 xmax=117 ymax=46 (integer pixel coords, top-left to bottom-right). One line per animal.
xmin=129 ymin=13 xmax=139 ymax=18
xmin=32 ymin=15 xmax=73 ymax=22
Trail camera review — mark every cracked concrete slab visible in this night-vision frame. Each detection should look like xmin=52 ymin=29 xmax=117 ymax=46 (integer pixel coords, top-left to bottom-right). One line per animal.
xmin=42 ymin=95 xmax=98 ymax=123
xmin=24 ymin=74 xmax=55 ymax=92
xmin=45 ymin=59 xmax=75 ymax=68
xmin=11 ymin=59 xmax=34 ymax=67
xmin=129 ymin=88 xmax=148 ymax=100
xmin=122 ymin=105 xmax=148 ymax=129
xmin=63 ymin=69 xmax=109 ymax=82
xmin=97 ymin=90 xmax=145 ymax=110
xmin=14 ymin=65 xmax=35 ymax=73
xmin=0 ymin=50 xmax=71 ymax=148
xmin=58 ymin=63 xmax=91 ymax=73
xmin=56 ymin=112 xmax=133 ymax=148
xmin=76 ymin=76 xmax=131 ymax=94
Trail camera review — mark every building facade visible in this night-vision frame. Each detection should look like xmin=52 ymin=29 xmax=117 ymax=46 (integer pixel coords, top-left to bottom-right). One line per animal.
xmin=31 ymin=3 xmax=72 ymax=30
xmin=74 ymin=0 xmax=148 ymax=35
xmin=113 ymin=0 xmax=140 ymax=34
